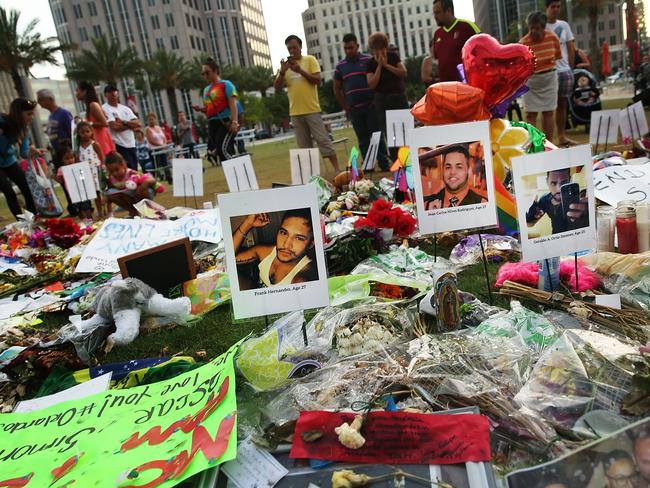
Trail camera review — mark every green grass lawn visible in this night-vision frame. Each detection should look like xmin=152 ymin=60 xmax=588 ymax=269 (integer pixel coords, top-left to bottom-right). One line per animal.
xmin=14 ymin=96 xmax=650 ymax=364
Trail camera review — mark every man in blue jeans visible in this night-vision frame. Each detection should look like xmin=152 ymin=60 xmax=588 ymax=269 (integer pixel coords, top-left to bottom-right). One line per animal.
xmin=334 ymin=33 xmax=389 ymax=171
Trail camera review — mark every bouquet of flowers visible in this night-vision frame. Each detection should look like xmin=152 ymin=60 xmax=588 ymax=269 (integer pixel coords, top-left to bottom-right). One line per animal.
xmin=45 ymin=218 xmax=92 ymax=249
xmin=354 ymin=199 xmax=417 ymax=238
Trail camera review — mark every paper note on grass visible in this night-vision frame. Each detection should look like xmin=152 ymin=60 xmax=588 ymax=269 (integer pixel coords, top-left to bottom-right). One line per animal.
xmin=222 ymin=438 xmax=288 ymax=488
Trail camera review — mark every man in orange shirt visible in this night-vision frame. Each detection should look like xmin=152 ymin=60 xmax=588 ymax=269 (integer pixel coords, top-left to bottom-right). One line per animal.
xmin=519 ymin=12 xmax=562 ymax=141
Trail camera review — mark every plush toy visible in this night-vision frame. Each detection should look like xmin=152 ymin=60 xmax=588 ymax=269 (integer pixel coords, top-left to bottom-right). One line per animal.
xmin=79 ymin=278 xmax=191 ymax=348
xmin=125 ymin=173 xmax=165 ymax=194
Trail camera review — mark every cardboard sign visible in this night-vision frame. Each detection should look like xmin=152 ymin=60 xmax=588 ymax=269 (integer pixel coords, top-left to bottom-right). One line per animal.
xmin=594 ymin=162 xmax=650 ymax=206
xmin=218 ymin=185 xmax=329 ymax=319
xmin=410 ymin=121 xmax=498 ymax=235
xmin=118 ymin=237 xmax=196 ymax=293
xmin=511 ymin=145 xmax=596 ymax=263
xmin=222 ymin=155 xmax=259 ymax=192
xmin=362 ymin=131 xmax=382 ymax=171
xmin=76 ymin=212 xmax=223 ymax=273
xmin=0 ymin=344 xmax=238 ymax=487
xmin=386 ymin=109 xmax=414 ymax=147
xmin=507 ymin=415 xmax=650 ymax=487
xmin=290 ymin=411 xmax=491 ymax=465
xmin=61 ymin=162 xmax=97 ymax=203
xmin=590 ymin=109 xmax=620 ymax=148
xmin=290 ymin=148 xmax=319 ymax=185
xmin=172 ymin=158 xmax=204 ymax=197
xmin=619 ymin=101 xmax=649 ymax=143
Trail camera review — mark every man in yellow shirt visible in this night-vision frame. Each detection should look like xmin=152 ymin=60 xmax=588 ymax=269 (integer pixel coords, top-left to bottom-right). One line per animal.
xmin=274 ymin=35 xmax=341 ymax=173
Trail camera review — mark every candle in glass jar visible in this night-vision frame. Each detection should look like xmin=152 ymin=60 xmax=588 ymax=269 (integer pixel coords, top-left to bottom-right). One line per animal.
xmin=636 ymin=203 xmax=650 ymax=252
xmin=616 ymin=201 xmax=639 ymax=254
xmin=596 ymin=205 xmax=615 ymax=252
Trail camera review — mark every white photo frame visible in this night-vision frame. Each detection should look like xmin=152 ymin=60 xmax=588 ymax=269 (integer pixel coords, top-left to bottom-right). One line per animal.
xmin=172 ymin=158 xmax=204 ymax=197
xmin=511 ymin=145 xmax=596 ymax=263
xmin=410 ymin=120 xmax=498 ymax=235
xmin=590 ymin=109 xmax=620 ymax=148
xmin=222 ymin=155 xmax=259 ymax=192
xmin=619 ymin=101 xmax=649 ymax=142
xmin=290 ymin=148 xmax=319 ymax=185
xmin=218 ymin=185 xmax=329 ymax=319
xmin=362 ymin=131 xmax=382 ymax=171
xmin=386 ymin=109 xmax=414 ymax=148
xmin=61 ymin=161 xmax=97 ymax=203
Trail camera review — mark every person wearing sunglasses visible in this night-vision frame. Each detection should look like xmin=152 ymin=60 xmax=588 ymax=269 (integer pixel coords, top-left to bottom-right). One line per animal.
xmin=192 ymin=57 xmax=239 ymax=166
xmin=0 ymin=98 xmax=40 ymax=218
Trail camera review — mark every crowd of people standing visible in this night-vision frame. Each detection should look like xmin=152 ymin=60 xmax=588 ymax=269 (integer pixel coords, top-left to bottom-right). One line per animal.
xmin=0 ymin=0 xmax=612 ymax=222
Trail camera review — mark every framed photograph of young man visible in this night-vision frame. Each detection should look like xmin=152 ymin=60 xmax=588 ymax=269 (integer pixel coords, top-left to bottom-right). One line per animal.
xmin=511 ymin=145 xmax=596 ymax=263
xmin=218 ymin=185 xmax=329 ymax=319
xmin=410 ymin=120 xmax=498 ymax=235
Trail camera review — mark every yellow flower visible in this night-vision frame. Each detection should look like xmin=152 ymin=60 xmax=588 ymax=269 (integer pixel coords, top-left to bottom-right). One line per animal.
xmin=490 ymin=119 xmax=530 ymax=183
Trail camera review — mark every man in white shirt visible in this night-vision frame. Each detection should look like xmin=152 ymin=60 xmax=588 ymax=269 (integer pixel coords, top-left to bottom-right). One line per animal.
xmin=102 ymin=85 xmax=141 ymax=170
xmin=546 ymin=0 xmax=577 ymax=146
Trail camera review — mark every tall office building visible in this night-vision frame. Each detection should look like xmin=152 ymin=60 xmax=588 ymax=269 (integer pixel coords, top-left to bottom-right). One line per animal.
xmin=302 ymin=0 xmax=436 ymax=80
xmin=48 ymin=0 xmax=271 ymax=123
xmin=472 ymin=0 xmax=537 ymax=42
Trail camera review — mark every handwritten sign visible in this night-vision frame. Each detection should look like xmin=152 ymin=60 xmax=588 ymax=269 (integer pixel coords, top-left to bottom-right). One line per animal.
xmin=620 ymin=101 xmax=649 ymax=143
xmin=76 ymin=212 xmax=223 ymax=273
xmin=172 ymin=158 xmax=204 ymax=197
xmin=0 ymin=344 xmax=238 ymax=487
xmin=290 ymin=148 xmax=319 ymax=185
xmin=222 ymin=155 xmax=259 ymax=192
xmin=386 ymin=109 xmax=414 ymax=147
xmin=594 ymin=162 xmax=650 ymax=206
xmin=61 ymin=162 xmax=97 ymax=203
xmin=362 ymin=131 xmax=382 ymax=171
xmin=590 ymin=109 xmax=620 ymax=148
xmin=290 ymin=411 xmax=490 ymax=465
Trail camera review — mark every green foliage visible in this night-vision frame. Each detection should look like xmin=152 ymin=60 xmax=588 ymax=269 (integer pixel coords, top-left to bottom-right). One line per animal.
xmin=221 ymin=64 xmax=274 ymax=97
xmin=146 ymin=49 xmax=188 ymax=121
xmin=0 ymin=6 xmax=72 ymax=96
xmin=67 ymin=36 xmax=142 ymax=85
xmin=240 ymin=93 xmax=272 ymax=126
xmin=261 ymin=91 xmax=289 ymax=125
xmin=318 ymin=79 xmax=341 ymax=114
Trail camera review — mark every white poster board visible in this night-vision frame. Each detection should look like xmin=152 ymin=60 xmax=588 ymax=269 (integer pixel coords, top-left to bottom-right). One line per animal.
xmin=590 ymin=109 xmax=620 ymax=148
xmin=222 ymin=155 xmax=259 ymax=192
xmin=386 ymin=109 xmax=415 ymax=147
xmin=290 ymin=148 xmax=319 ymax=185
xmin=619 ymin=101 xmax=649 ymax=142
xmin=511 ymin=145 xmax=596 ymax=263
xmin=172 ymin=158 xmax=204 ymax=197
xmin=76 ymin=211 xmax=223 ymax=273
xmin=61 ymin=161 xmax=97 ymax=203
xmin=410 ymin=120 xmax=498 ymax=235
xmin=362 ymin=131 xmax=382 ymax=171
xmin=594 ymin=162 xmax=650 ymax=206
xmin=218 ymin=185 xmax=329 ymax=319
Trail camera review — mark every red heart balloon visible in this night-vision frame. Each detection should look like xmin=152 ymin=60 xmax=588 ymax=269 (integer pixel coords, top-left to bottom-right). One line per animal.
xmin=462 ymin=33 xmax=535 ymax=110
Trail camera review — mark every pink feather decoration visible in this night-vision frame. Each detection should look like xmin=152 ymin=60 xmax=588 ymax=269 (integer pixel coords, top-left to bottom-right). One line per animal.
xmin=495 ymin=261 xmax=601 ymax=292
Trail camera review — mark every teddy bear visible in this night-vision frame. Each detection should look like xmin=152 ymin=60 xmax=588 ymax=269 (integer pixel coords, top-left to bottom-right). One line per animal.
xmin=124 ymin=173 xmax=165 ymax=194
xmin=79 ymin=278 xmax=191 ymax=349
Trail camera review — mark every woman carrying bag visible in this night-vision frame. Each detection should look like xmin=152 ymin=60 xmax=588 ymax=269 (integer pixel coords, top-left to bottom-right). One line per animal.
xmin=20 ymin=156 xmax=63 ymax=217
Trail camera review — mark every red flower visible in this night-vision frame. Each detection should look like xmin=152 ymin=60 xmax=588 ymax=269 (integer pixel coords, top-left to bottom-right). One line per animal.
xmin=370 ymin=199 xmax=393 ymax=213
xmin=393 ymin=211 xmax=417 ymax=237
xmin=374 ymin=209 xmax=397 ymax=229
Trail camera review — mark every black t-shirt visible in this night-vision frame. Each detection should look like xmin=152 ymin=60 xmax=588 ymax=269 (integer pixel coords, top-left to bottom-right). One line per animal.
xmin=366 ymin=51 xmax=406 ymax=95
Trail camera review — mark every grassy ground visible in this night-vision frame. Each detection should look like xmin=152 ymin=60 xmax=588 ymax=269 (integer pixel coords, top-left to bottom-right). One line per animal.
xmin=16 ymin=96 xmax=650 ymax=363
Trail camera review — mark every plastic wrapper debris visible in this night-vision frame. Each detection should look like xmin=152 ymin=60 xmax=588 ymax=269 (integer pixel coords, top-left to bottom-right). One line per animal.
xmin=44 ymin=316 xmax=111 ymax=364
xmin=328 ymin=273 xmax=428 ymax=306
xmin=475 ymin=300 xmax=560 ymax=354
xmin=450 ymin=234 xmax=521 ymax=267
xmin=581 ymin=251 xmax=650 ymax=310
xmin=377 ymin=177 xmax=395 ymax=200
xmin=351 ymin=246 xmax=451 ymax=285
xmin=310 ymin=175 xmax=334 ymax=209
xmin=458 ymin=292 xmax=507 ymax=328
xmin=325 ymin=218 xmax=359 ymax=241
xmin=514 ymin=330 xmax=637 ymax=430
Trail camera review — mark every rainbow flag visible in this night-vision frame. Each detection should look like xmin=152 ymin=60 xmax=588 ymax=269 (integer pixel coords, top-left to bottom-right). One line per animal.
xmin=495 ymin=178 xmax=519 ymax=236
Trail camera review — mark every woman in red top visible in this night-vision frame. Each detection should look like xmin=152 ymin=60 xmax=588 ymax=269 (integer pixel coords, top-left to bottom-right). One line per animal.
xmin=75 ymin=81 xmax=115 ymax=156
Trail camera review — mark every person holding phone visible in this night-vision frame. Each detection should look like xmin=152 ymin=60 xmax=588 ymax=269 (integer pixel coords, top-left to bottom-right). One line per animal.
xmin=526 ymin=168 xmax=588 ymax=234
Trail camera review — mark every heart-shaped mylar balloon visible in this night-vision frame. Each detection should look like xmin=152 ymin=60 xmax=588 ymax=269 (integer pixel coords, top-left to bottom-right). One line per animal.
xmin=411 ymin=82 xmax=491 ymax=126
xmin=462 ymin=33 xmax=535 ymax=110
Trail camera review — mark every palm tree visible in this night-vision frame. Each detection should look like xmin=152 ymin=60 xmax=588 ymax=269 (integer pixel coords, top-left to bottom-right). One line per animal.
xmin=0 ymin=7 xmax=71 ymax=97
xmin=571 ymin=0 xmax=609 ymax=78
xmin=67 ymin=36 xmax=142 ymax=85
xmin=244 ymin=65 xmax=274 ymax=97
xmin=221 ymin=65 xmax=246 ymax=91
xmin=147 ymin=49 xmax=188 ymax=123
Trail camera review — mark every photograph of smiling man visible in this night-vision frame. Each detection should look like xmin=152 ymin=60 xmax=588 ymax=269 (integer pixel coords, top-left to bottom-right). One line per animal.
xmin=218 ymin=185 xmax=329 ymax=319
xmin=231 ymin=208 xmax=319 ymax=291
